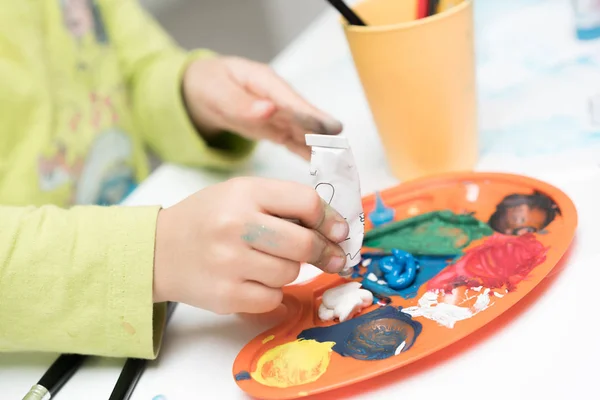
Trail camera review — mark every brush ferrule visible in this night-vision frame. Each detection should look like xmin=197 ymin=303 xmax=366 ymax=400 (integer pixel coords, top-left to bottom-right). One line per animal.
xmin=22 ymin=384 xmax=50 ymax=400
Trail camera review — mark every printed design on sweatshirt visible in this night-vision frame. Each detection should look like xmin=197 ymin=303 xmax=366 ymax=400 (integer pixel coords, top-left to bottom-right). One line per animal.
xmin=59 ymin=0 xmax=108 ymax=43
xmin=38 ymin=92 xmax=136 ymax=206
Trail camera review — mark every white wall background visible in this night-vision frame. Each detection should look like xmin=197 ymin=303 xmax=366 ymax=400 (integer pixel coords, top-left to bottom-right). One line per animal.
xmin=140 ymin=0 xmax=327 ymax=62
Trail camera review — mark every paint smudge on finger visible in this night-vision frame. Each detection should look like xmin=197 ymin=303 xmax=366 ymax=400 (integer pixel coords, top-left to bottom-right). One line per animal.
xmin=250 ymin=339 xmax=335 ymax=388
xmin=299 ymin=306 xmax=422 ymax=361
xmin=427 ymin=233 xmax=547 ymax=292
xmin=293 ymin=111 xmax=343 ymax=135
xmin=241 ymin=223 xmax=280 ymax=248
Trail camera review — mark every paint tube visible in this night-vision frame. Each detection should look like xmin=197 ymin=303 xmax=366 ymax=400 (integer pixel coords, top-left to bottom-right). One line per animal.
xmin=305 ymin=134 xmax=365 ymax=276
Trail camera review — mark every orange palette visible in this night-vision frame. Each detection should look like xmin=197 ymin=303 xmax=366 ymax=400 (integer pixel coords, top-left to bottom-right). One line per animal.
xmin=232 ymin=172 xmax=577 ymax=399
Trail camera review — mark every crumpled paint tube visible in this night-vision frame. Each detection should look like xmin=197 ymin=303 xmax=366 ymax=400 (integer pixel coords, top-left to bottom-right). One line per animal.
xmin=306 ymin=134 xmax=365 ymax=276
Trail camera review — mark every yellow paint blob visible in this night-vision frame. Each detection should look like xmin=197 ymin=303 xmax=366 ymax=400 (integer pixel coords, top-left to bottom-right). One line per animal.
xmin=251 ymin=339 xmax=335 ymax=388
xmin=262 ymin=335 xmax=275 ymax=344
xmin=298 ymin=391 xmax=309 ymax=396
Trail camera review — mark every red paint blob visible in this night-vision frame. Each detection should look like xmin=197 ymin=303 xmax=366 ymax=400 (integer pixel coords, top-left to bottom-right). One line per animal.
xmin=427 ymin=233 xmax=548 ymax=292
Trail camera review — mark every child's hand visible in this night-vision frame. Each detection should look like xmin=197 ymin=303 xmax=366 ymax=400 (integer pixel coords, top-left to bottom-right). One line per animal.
xmin=182 ymin=56 xmax=343 ymax=160
xmin=153 ymin=177 xmax=350 ymax=314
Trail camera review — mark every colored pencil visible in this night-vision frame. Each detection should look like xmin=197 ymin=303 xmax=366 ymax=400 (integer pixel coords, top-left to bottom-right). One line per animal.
xmin=108 ymin=302 xmax=178 ymax=400
xmin=325 ymin=0 xmax=367 ymax=26
xmin=22 ymin=354 xmax=87 ymax=400
xmin=417 ymin=0 xmax=429 ymax=19
xmin=427 ymin=0 xmax=441 ymax=16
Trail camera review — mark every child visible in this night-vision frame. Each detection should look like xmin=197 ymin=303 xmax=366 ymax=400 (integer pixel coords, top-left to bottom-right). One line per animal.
xmin=0 ymin=0 xmax=349 ymax=360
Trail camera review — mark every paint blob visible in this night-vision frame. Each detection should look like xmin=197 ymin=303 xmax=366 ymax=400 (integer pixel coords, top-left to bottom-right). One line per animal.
xmin=299 ymin=306 xmax=422 ymax=361
xmin=262 ymin=335 xmax=275 ymax=344
xmin=318 ymin=281 xmax=373 ymax=322
xmin=403 ymin=288 xmax=494 ymax=328
xmin=488 ymin=191 xmax=561 ymax=236
xmin=378 ymin=249 xmax=419 ymax=290
xmin=369 ymin=191 xmax=395 ymax=227
xmin=360 ymin=253 xmax=452 ymax=299
xmin=364 ymin=210 xmax=493 ymax=255
xmin=427 ymin=233 xmax=548 ymax=292
xmin=235 ymin=371 xmax=251 ymax=381
xmin=250 ymin=339 xmax=335 ymax=388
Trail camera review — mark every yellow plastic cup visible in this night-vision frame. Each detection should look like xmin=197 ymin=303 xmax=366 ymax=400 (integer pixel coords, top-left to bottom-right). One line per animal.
xmin=343 ymin=0 xmax=477 ymax=181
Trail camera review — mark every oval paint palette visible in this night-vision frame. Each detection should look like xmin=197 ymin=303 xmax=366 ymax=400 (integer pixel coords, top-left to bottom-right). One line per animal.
xmin=232 ymin=172 xmax=577 ymax=399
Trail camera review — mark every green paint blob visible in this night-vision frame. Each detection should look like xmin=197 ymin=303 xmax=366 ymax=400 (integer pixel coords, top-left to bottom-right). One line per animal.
xmin=363 ymin=210 xmax=493 ymax=255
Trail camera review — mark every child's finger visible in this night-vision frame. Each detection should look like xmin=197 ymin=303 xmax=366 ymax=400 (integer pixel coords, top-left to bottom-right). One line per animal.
xmin=236 ymin=60 xmax=342 ymax=135
xmin=235 ymin=281 xmax=284 ymax=314
xmin=270 ymin=107 xmax=343 ymax=135
xmin=197 ymin=68 xmax=277 ymax=130
xmin=242 ymin=214 xmax=346 ymax=273
xmin=251 ymin=178 xmax=349 ymax=243
xmin=283 ymin=137 xmax=311 ymax=160
xmin=244 ymin=250 xmax=301 ymax=288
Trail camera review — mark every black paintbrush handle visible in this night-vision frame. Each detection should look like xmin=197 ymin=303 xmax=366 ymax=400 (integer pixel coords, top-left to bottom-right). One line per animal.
xmin=326 ymin=0 xmax=366 ymax=26
xmin=108 ymin=358 xmax=146 ymax=400
xmin=108 ymin=302 xmax=178 ymax=400
xmin=39 ymin=353 xmax=86 ymax=395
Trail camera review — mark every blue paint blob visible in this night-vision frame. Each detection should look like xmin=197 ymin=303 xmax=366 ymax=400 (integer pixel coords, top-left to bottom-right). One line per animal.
xmin=234 ymin=371 xmax=251 ymax=381
xmin=298 ymin=306 xmax=422 ymax=361
xmin=362 ymin=254 xmax=453 ymax=299
xmin=368 ymin=191 xmax=395 ymax=227
xmin=152 ymin=396 xmax=167 ymax=400
xmin=377 ymin=249 xmax=419 ymax=290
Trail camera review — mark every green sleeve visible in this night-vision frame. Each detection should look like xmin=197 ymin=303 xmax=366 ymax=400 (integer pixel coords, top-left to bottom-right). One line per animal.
xmin=97 ymin=0 xmax=255 ymax=170
xmin=0 ymin=205 xmax=166 ymax=359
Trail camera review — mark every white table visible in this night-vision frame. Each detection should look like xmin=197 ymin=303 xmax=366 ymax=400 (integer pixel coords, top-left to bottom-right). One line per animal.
xmin=2 ymin=0 xmax=600 ymax=399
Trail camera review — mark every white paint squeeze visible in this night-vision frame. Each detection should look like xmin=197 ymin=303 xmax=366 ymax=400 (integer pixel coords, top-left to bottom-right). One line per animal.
xmin=318 ymin=282 xmax=373 ymax=322
xmin=403 ymin=288 xmax=496 ymax=329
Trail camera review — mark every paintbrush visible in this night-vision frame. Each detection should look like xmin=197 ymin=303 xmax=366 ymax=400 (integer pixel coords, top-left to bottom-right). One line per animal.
xmin=324 ymin=0 xmax=367 ymax=26
xmin=22 ymin=354 xmax=87 ymax=400
xmin=108 ymin=302 xmax=179 ymax=400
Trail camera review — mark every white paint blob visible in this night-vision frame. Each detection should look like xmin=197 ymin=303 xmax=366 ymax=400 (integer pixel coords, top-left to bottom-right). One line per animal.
xmin=394 ymin=341 xmax=407 ymax=356
xmin=465 ymin=183 xmax=480 ymax=202
xmin=472 ymin=289 xmax=491 ymax=312
xmin=318 ymin=281 xmax=373 ymax=322
xmin=403 ymin=288 xmax=498 ymax=329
